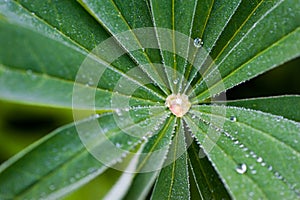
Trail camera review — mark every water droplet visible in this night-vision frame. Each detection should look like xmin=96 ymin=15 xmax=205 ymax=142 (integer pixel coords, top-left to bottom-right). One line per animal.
xmin=275 ymin=172 xmax=283 ymax=179
xmin=142 ymin=135 xmax=148 ymax=141
xmin=229 ymin=115 xmax=237 ymax=122
xmin=173 ymin=78 xmax=179 ymax=85
xmin=115 ymin=109 xmax=122 ymax=116
xmin=116 ymin=143 xmax=121 ymax=148
xmin=268 ymin=165 xmax=273 ymax=171
xmin=236 ymin=163 xmax=247 ymax=174
xmin=256 ymin=157 xmax=263 ymax=163
xmin=233 ymin=140 xmax=239 ymax=145
xmin=193 ymin=37 xmax=203 ymax=48
xmin=251 ymin=169 xmax=257 ymax=174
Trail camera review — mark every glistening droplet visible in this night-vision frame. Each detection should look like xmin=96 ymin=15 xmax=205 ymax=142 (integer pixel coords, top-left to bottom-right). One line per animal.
xmin=236 ymin=163 xmax=247 ymax=174
xmin=230 ymin=115 xmax=237 ymax=122
xmin=193 ymin=38 xmax=203 ymax=48
xmin=173 ymin=78 xmax=179 ymax=85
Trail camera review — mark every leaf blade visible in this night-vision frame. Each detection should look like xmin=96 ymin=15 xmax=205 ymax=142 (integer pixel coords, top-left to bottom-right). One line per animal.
xmin=226 ymin=95 xmax=300 ymax=122
xmin=124 ymin=116 xmax=176 ymax=200
xmin=186 ymin=105 xmax=300 ymax=199
xmin=151 ymin=119 xmax=190 ymax=200
xmin=191 ymin=0 xmax=300 ymax=102
xmin=187 ymin=140 xmax=231 ymax=199
xmin=0 ymin=108 xmax=168 ymax=199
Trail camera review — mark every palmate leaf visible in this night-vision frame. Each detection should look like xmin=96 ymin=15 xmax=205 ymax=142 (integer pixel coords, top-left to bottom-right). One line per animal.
xmin=0 ymin=0 xmax=300 ymax=200
xmin=226 ymin=95 xmax=300 ymax=122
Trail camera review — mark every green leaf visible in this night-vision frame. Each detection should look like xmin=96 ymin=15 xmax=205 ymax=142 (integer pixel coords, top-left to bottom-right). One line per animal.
xmin=78 ymin=0 xmax=170 ymax=95
xmin=191 ymin=0 xmax=300 ymax=102
xmin=183 ymin=0 xmax=241 ymax=93
xmin=102 ymin=145 xmax=144 ymax=200
xmin=0 ymin=109 xmax=168 ymax=199
xmin=149 ymin=0 xmax=198 ymax=93
xmin=187 ymin=140 xmax=231 ymax=199
xmin=226 ymin=95 xmax=300 ymax=122
xmin=0 ymin=64 xmax=157 ymax=109
xmin=151 ymin=119 xmax=190 ymax=200
xmin=186 ymin=105 xmax=300 ymax=199
xmin=0 ymin=1 xmax=164 ymax=107
xmin=1 ymin=0 xmax=299 ymax=199
xmin=124 ymin=116 xmax=176 ymax=200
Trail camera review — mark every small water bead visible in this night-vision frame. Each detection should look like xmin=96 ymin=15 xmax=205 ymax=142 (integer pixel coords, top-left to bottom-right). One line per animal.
xmin=233 ymin=140 xmax=239 ymax=145
xmin=193 ymin=37 xmax=203 ymax=48
xmin=115 ymin=109 xmax=122 ymax=116
xmin=275 ymin=172 xmax=283 ymax=180
xmin=268 ymin=165 xmax=273 ymax=171
xmin=236 ymin=163 xmax=247 ymax=174
xmin=115 ymin=143 xmax=121 ymax=148
xmin=229 ymin=115 xmax=237 ymax=122
xmin=173 ymin=78 xmax=179 ymax=85
xmin=256 ymin=157 xmax=263 ymax=163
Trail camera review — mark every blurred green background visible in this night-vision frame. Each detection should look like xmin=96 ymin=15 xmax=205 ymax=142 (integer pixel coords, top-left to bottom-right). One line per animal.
xmin=0 ymin=57 xmax=299 ymax=199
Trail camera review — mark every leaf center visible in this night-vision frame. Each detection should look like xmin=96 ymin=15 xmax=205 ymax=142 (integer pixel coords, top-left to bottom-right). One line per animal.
xmin=165 ymin=94 xmax=191 ymax=117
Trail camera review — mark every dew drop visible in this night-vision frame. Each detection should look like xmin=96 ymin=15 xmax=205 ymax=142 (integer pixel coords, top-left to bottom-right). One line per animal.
xmin=242 ymin=147 xmax=248 ymax=152
xmin=275 ymin=172 xmax=283 ymax=180
xmin=142 ymin=135 xmax=148 ymax=141
xmin=49 ymin=185 xmax=55 ymax=191
xmin=115 ymin=109 xmax=122 ymax=116
xmin=229 ymin=115 xmax=237 ymax=122
xmin=193 ymin=37 xmax=203 ymax=48
xmin=116 ymin=143 xmax=121 ymax=148
xmin=173 ymin=78 xmax=179 ymax=85
xmin=261 ymin=162 xmax=266 ymax=167
xmin=236 ymin=163 xmax=247 ymax=174
xmin=256 ymin=157 xmax=263 ymax=163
